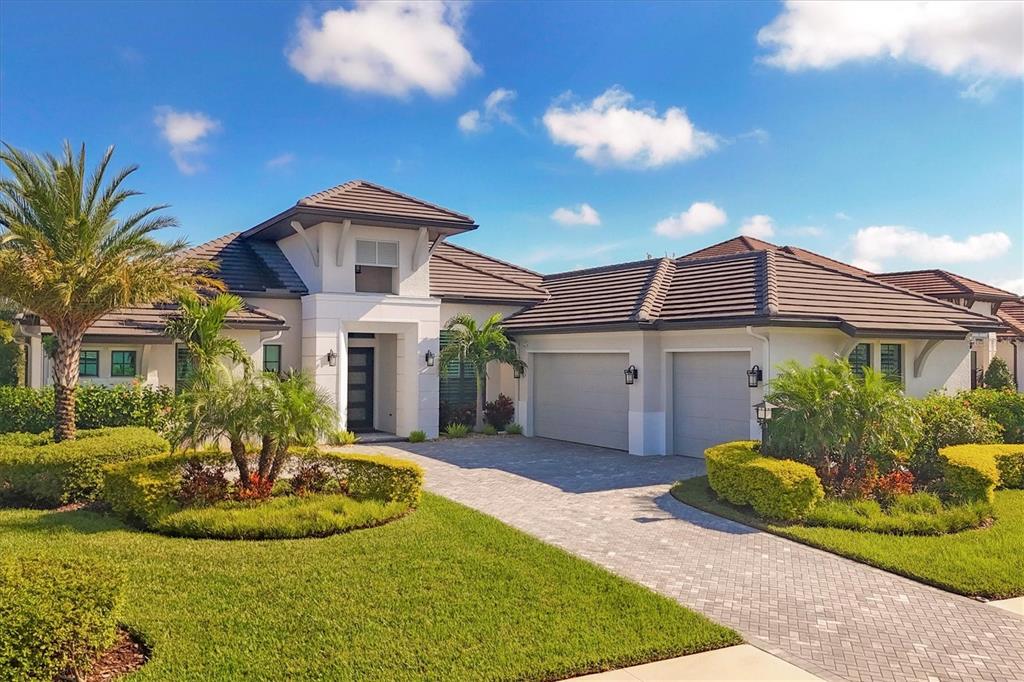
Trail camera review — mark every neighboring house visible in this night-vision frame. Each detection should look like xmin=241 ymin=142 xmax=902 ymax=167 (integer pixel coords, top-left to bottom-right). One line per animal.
xmin=12 ymin=185 xmax=1012 ymax=455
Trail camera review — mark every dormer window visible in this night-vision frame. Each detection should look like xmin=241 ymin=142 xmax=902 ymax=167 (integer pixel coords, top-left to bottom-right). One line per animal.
xmin=355 ymin=239 xmax=399 ymax=293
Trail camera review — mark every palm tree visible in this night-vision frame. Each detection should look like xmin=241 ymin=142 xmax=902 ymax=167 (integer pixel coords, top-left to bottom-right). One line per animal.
xmin=261 ymin=371 xmax=337 ymax=482
xmin=163 ymin=293 xmax=252 ymax=388
xmin=0 ymin=142 xmax=215 ymax=440
xmin=437 ymin=313 xmax=524 ymax=431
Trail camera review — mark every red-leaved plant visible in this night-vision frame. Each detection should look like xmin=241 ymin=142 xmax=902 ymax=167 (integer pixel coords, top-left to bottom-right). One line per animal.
xmin=176 ymin=460 xmax=230 ymax=507
xmin=235 ymin=474 xmax=273 ymax=501
xmin=872 ymin=469 xmax=915 ymax=507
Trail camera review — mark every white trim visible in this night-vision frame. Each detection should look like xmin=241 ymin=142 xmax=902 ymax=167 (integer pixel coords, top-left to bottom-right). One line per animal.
xmin=663 ymin=346 xmax=754 ymax=353
xmin=528 ymin=348 xmax=633 ymax=354
xmin=290 ymin=220 xmax=319 ymax=266
xmin=336 ymin=219 xmax=351 ymax=266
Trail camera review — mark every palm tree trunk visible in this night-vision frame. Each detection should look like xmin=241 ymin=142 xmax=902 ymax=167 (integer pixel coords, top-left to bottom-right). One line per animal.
xmin=230 ymin=437 xmax=250 ymax=486
xmin=52 ymin=329 xmax=82 ymax=442
xmin=474 ymin=369 xmax=485 ymax=432
xmin=257 ymin=435 xmax=275 ymax=479
xmin=268 ymin=444 xmax=289 ymax=483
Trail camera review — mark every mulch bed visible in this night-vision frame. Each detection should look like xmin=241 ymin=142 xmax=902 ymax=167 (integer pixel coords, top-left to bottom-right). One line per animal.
xmin=57 ymin=628 xmax=148 ymax=682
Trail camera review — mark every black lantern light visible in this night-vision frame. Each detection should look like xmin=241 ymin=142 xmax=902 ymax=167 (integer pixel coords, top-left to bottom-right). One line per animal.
xmin=513 ymin=364 xmax=523 ymax=379
xmin=425 ymin=350 xmax=435 ymax=367
xmin=746 ymin=364 xmax=763 ymax=388
xmin=326 ymin=350 xmax=337 ymax=367
xmin=754 ymin=400 xmax=777 ymax=424
xmin=624 ymin=364 xmax=639 ymax=385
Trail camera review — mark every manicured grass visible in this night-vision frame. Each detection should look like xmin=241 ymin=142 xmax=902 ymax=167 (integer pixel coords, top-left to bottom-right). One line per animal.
xmin=154 ymin=493 xmax=411 ymax=540
xmin=672 ymin=477 xmax=1024 ymax=599
xmin=0 ymin=493 xmax=739 ymax=680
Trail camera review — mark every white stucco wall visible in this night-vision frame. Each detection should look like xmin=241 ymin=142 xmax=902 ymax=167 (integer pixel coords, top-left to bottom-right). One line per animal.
xmin=440 ymin=301 xmax=526 ymax=403
xmin=243 ymin=296 xmax=302 ymax=373
xmin=41 ymin=342 xmax=175 ymax=388
xmin=995 ymin=338 xmax=1022 ymax=390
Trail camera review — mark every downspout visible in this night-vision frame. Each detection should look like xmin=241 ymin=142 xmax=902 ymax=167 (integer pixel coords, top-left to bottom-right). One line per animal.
xmin=1013 ymin=339 xmax=1020 ymax=391
xmin=745 ymin=326 xmax=770 ymax=442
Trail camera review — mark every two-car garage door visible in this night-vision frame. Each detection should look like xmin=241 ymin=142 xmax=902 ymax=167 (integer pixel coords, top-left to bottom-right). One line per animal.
xmin=533 ymin=353 xmax=629 ymax=450
xmin=672 ymin=351 xmax=753 ymax=457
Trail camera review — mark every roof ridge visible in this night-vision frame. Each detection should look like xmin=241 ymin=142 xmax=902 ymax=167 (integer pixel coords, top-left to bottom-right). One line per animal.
xmin=438 ymin=241 xmax=544 ymax=278
xmin=679 ymin=235 xmax=781 ymax=260
xmin=946 ymin=271 xmax=1020 ymax=298
xmin=182 ymin=231 xmax=242 ymax=256
xmin=762 ymin=250 xmax=780 ymax=316
xmin=299 ymin=179 xmax=473 ymax=223
xmin=674 ymin=249 xmax=764 ymax=268
xmin=780 ymin=244 xmax=872 ymax=275
xmin=772 ymin=250 xmax=1002 ymax=323
xmin=432 ymin=251 xmax=549 ymax=296
xmin=545 ymin=256 xmax=667 ymax=280
xmin=634 ymin=258 xmax=674 ymax=322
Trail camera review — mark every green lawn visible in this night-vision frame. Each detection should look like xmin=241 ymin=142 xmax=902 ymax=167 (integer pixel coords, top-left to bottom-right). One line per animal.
xmin=672 ymin=477 xmax=1024 ymax=600
xmin=0 ymin=493 xmax=739 ymax=681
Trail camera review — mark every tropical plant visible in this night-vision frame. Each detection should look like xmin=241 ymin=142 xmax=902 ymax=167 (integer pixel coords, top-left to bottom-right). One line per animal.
xmin=910 ymin=392 xmax=1002 ymax=484
xmin=259 ymin=371 xmax=337 ymax=482
xmin=763 ymin=355 xmax=921 ymax=496
xmin=443 ymin=422 xmax=470 ymax=438
xmin=982 ymin=357 xmax=1015 ymax=390
xmin=484 ymin=393 xmax=515 ymax=429
xmin=438 ymin=313 xmax=524 ymax=431
xmin=0 ymin=142 xmax=215 ymax=440
xmin=327 ymin=429 xmax=359 ymax=446
xmin=163 ymin=293 xmax=251 ymax=388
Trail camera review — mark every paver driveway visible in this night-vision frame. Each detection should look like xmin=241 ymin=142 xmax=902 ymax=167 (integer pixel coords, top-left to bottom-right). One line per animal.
xmin=369 ymin=437 xmax=1024 ymax=682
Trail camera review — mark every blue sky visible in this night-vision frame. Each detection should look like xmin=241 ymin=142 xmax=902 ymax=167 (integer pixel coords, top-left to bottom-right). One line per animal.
xmin=2 ymin=1 xmax=1022 ymax=289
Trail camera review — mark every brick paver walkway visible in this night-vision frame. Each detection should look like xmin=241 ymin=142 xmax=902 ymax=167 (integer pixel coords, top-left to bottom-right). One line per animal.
xmin=366 ymin=437 xmax=1024 ymax=682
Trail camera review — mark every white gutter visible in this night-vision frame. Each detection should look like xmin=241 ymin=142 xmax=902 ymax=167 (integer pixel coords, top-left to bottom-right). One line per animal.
xmin=745 ymin=325 xmax=770 ymax=379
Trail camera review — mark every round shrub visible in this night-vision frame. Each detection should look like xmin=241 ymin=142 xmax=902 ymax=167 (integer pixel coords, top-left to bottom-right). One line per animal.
xmin=0 ymin=427 xmax=170 ymax=508
xmin=102 ymin=449 xmax=423 ymax=539
xmin=938 ymin=444 xmax=1024 ymax=503
xmin=705 ymin=441 xmax=824 ymax=521
xmin=910 ymin=393 xmax=1001 ymax=483
xmin=0 ymin=556 xmax=124 ymax=681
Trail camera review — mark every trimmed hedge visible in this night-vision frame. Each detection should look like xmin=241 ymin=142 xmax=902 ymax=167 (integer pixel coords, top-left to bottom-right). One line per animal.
xmin=963 ymin=389 xmax=1024 ymax=444
xmin=102 ymin=449 xmax=423 ymax=537
xmin=0 ymin=427 xmax=169 ymax=507
xmin=938 ymin=444 xmax=1024 ymax=503
xmin=705 ymin=441 xmax=824 ymax=521
xmin=0 ymin=384 xmax=173 ymax=434
xmin=0 ymin=556 xmax=123 ymax=682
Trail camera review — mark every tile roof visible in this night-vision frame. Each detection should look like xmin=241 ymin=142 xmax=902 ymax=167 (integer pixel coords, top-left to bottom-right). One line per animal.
xmin=873 ymin=270 xmax=1020 ymax=302
xmin=298 ymin=180 xmax=476 ymax=228
xmin=42 ymin=302 xmax=288 ymax=340
xmin=429 ymin=241 xmax=548 ymax=303
xmin=679 ymin=236 xmax=871 ymax=276
xmin=997 ymin=300 xmax=1024 ymax=338
xmin=184 ymin=232 xmax=307 ymax=295
xmin=503 ymin=250 xmax=1003 ymax=337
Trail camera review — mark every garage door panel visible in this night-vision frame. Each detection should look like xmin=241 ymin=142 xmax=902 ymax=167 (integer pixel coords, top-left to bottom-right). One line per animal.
xmin=534 ymin=353 xmax=628 ymax=451
xmin=673 ymin=351 xmax=753 ymax=457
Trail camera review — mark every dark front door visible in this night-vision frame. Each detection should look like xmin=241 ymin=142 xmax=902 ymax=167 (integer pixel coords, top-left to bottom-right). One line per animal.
xmin=347 ymin=348 xmax=374 ymax=432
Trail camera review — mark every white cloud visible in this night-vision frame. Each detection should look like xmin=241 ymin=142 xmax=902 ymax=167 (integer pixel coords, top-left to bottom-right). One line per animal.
xmin=997 ymin=278 xmax=1024 ymax=296
xmin=153 ymin=107 xmax=220 ymax=175
xmin=790 ymin=225 xmax=824 ymax=237
xmin=850 ymin=225 xmax=1012 ymax=272
xmin=739 ymin=214 xmax=776 ymax=239
xmin=287 ymin=1 xmax=479 ymax=98
xmin=265 ymin=152 xmax=296 ymax=170
xmin=654 ymin=202 xmax=727 ymax=238
xmin=758 ymin=1 xmax=1024 ymax=86
xmin=520 ymin=241 xmax=624 ymax=266
xmin=551 ymin=203 xmax=601 ymax=227
xmin=458 ymin=87 xmax=518 ymax=133
xmin=543 ymin=86 xmax=717 ymax=169
xmin=835 ymin=211 xmax=852 ymax=221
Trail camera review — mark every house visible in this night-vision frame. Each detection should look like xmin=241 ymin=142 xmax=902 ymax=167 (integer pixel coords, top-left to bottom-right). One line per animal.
xmin=13 ymin=183 xmax=1010 ymax=455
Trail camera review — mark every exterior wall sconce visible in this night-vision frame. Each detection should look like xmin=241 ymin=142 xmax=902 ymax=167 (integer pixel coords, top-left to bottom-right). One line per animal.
xmin=624 ymin=365 xmax=639 ymax=385
xmin=513 ymin=364 xmax=523 ymax=379
xmin=425 ymin=350 xmax=435 ymax=367
xmin=326 ymin=350 xmax=337 ymax=367
xmin=754 ymin=400 xmax=777 ymax=425
xmin=746 ymin=364 xmax=763 ymax=388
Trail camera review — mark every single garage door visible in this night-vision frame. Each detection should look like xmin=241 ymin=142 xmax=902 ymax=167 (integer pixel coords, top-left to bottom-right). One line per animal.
xmin=672 ymin=351 xmax=753 ymax=457
xmin=533 ymin=353 xmax=629 ymax=450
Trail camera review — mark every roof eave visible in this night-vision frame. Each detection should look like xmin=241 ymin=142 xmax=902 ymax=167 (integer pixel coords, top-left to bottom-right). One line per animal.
xmin=242 ymin=206 xmax=478 ymax=241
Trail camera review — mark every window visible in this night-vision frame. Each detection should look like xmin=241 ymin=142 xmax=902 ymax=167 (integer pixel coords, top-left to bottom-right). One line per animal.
xmin=79 ymin=350 xmax=99 ymax=377
xmin=263 ymin=344 xmax=282 ymax=374
xmin=848 ymin=343 xmax=871 ymax=377
xmin=438 ymin=330 xmax=481 ymax=420
xmin=175 ymin=345 xmax=194 ymax=392
xmin=110 ymin=350 xmax=137 ymax=377
xmin=880 ymin=343 xmax=903 ymax=382
xmin=354 ymin=240 xmax=399 ymax=267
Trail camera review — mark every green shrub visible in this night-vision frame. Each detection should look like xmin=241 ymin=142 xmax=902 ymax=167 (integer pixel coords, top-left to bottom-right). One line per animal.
xmin=982 ymin=357 xmax=1015 ymax=390
xmin=481 ymin=424 xmax=497 ymax=436
xmin=316 ymin=452 xmax=424 ymax=506
xmin=802 ymin=493 xmax=991 ymax=535
xmin=154 ymin=494 xmax=410 ymax=540
xmin=0 ymin=556 xmax=123 ymax=681
xmin=327 ymin=429 xmax=359 ymax=446
xmin=939 ymin=443 xmax=1024 ymax=494
xmin=0 ymin=384 xmax=173 ymax=434
xmin=963 ymin=389 xmax=1024 ymax=443
xmin=704 ymin=441 xmax=824 ymax=521
xmin=764 ymin=356 xmax=921 ymax=495
xmin=444 ymin=423 xmax=470 ymax=438
xmin=408 ymin=430 xmax=427 ymax=443
xmin=505 ymin=422 xmax=523 ymax=435
xmin=910 ymin=393 xmax=1002 ymax=483
xmin=938 ymin=444 xmax=1002 ymax=503
xmin=0 ymin=427 xmax=170 ymax=507
xmin=483 ymin=394 xmax=515 ymax=429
